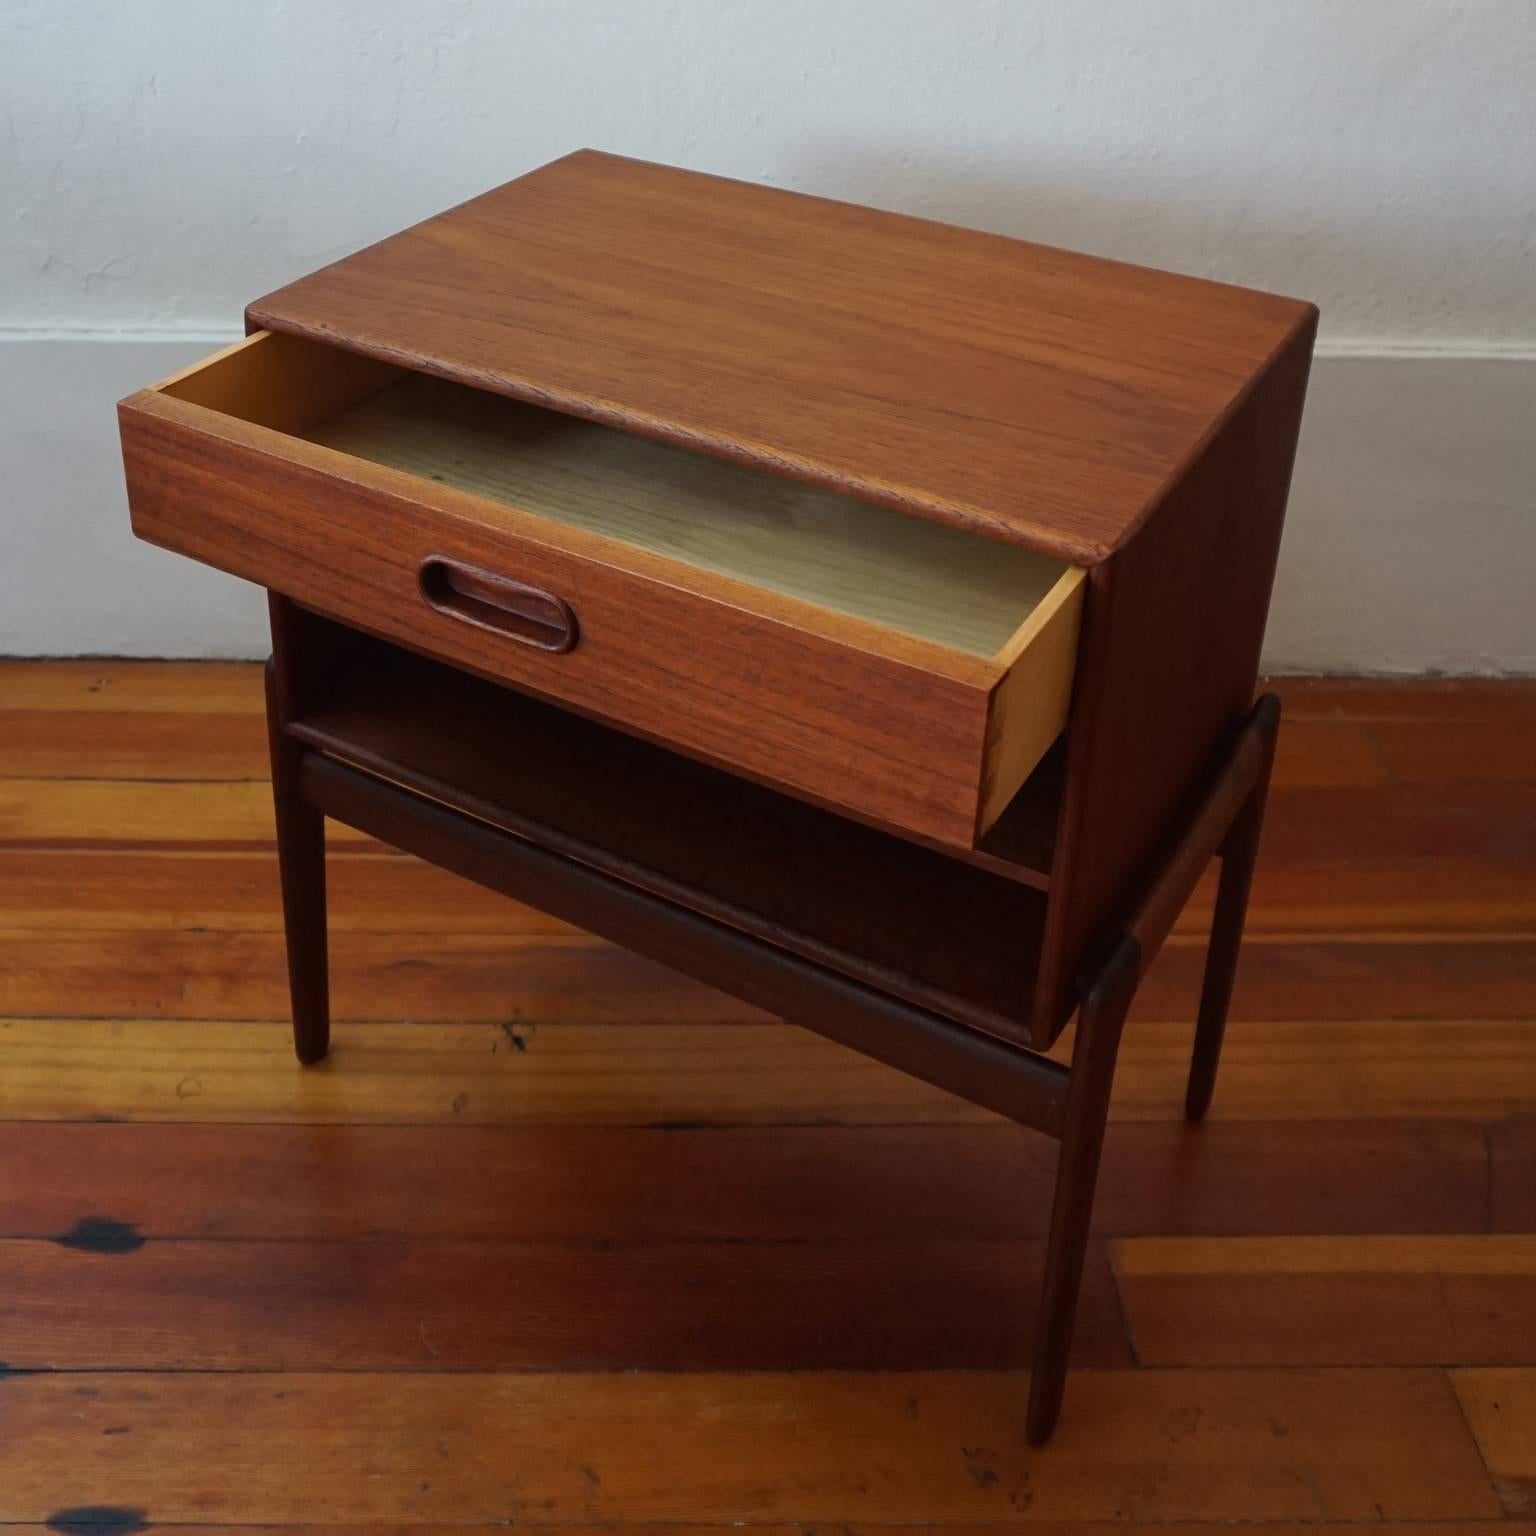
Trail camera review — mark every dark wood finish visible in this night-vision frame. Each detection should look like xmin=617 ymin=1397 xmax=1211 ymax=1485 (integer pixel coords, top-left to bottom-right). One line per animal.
xmin=1 ymin=1119 xmax=1493 ymax=1243
xmin=1026 ymin=933 xmax=1139 ymax=1443
xmin=417 ymin=557 xmax=580 ymax=653
xmin=278 ymin=623 xmax=1280 ymax=1436
xmin=248 ymin=150 xmax=1310 ymax=564
xmin=283 ymin=614 xmax=1048 ymax=1041
xmin=1123 ymin=695 xmax=1276 ymax=971
xmin=1034 ymin=314 xmax=1315 ymax=1044
xmin=1492 ymin=1116 xmax=1536 ymax=1234
xmin=299 ymin=749 xmax=1071 ymax=1136
xmin=1187 ymin=694 xmax=1281 ymax=1119
xmin=113 ymin=154 xmax=1323 ymax=1442
xmin=264 ymin=598 xmax=329 ymax=1065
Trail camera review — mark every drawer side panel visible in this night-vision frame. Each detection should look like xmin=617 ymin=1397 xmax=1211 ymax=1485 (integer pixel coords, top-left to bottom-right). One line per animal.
xmin=976 ymin=569 xmax=1085 ymax=840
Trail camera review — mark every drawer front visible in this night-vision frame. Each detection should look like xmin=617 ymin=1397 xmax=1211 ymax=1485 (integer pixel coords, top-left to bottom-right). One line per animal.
xmin=120 ymin=395 xmax=998 ymax=846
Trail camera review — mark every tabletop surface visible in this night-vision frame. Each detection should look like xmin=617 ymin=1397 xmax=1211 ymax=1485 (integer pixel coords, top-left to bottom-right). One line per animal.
xmin=248 ymin=150 xmax=1314 ymax=563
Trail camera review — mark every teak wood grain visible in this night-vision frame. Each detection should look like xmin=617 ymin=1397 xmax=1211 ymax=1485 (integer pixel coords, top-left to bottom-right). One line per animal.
xmin=1035 ymin=313 xmax=1316 ymax=1036
xmin=248 ymin=148 xmax=1312 ymax=563
xmin=3 ymin=663 xmax=1533 ymax=1520
xmin=112 ymin=150 xmax=1323 ymax=1444
xmin=119 ymin=334 xmax=1081 ymax=850
xmin=0 ymin=1369 xmax=1499 ymax=1524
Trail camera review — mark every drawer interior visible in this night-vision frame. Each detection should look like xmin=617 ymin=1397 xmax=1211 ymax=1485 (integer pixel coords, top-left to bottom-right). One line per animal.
xmin=163 ymin=332 xmax=1073 ymax=660
xmin=281 ymin=611 xmax=1048 ymax=1043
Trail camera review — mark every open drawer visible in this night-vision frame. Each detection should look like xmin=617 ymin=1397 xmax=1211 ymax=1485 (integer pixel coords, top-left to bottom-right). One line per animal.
xmin=119 ymin=330 xmax=1085 ymax=851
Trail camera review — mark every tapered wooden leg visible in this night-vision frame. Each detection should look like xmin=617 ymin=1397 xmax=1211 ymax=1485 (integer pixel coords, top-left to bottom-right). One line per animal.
xmin=1026 ymin=935 xmax=1137 ymax=1445
xmin=1185 ymin=694 xmax=1281 ymax=1121
xmin=265 ymin=651 xmax=330 ymax=1065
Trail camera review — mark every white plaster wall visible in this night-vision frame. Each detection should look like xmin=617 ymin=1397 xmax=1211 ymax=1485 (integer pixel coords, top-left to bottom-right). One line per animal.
xmin=2 ymin=0 xmax=1533 ymax=667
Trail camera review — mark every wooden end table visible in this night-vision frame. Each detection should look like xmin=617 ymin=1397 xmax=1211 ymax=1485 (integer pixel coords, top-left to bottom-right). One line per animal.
xmin=119 ymin=150 xmax=1316 ymax=1441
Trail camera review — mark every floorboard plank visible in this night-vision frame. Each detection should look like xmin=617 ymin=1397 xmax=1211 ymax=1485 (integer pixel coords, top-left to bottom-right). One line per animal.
xmin=1260 ymin=781 xmax=1536 ymax=865
xmin=6 ymin=928 xmax=1533 ymax=1025
xmin=1269 ymin=675 xmax=1536 ymax=724
xmin=9 ymin=1527 xmax=1529 ymax=1536
xmin=0 ymin=1236 xmax=1131 ymax=1373
xmin=0 ymin=1369 xmax=1501 ymax=1523
xmin=0 ymin=778 xmax=356 ymax=848
xmin=2 ymin=1017 xmax=1533 ymax=1126
xmin=0 ymin=1018 xmax=981 ymax=1126
xmin=1204 ymin=856 xmax=1536 ymax=935
xmin=1110 ymin=1017 xmax=1536 ymax=1122
xmin=1453 ymin=1368 xmax=1536 ymax=1518
xmin=0 ymin=661 xmax=264 ymax=713
xmin=1134 ymin=936 xmax=1536 ymax=1024
xmin=0 ymin=930 xmax=764 ymax=1024
xmin=1267 ymin=716 xmax=1387 ymax=788
xmin=1115 ymin=1235 xmax=1536 ymax=1366
xmin=1492 ymin=1114 xmax=1536 ymax=1233
xmin=1370 ymin=717 xmax=1536 ymax=785
xmin=0 ymin=1119 xmax=1488 ymax=1242
xmin=0 ymin=849 xmax=569 ymax=935
xmin=0 ymin=710 xmax=269 ymax=780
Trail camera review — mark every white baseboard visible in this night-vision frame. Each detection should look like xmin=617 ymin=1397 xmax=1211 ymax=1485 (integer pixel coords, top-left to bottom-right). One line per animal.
xmin=2 ymin=334 xmax=1531 ymax=672
xmin=1267 ymin=351 xmax=1534 ymax=674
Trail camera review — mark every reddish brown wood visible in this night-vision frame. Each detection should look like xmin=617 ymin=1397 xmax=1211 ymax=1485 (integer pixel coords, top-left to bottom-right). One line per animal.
xmin=299 ymin=748 xmax=1071 ymax=1136
xmin=247 ymin=150 xmax=1310 ymax=564
xmin=1027 ymin=933 xmax=1139 ymax=1443
xmin=113 ymin=153 xmax=1320 ymax=1444
xmin=265 ymin=597 xmax=328 ymax=1065
xmin=0 ymin=1119 xmax=1492 ymax=1244
xmin=418 ymin=557 xmax=579 ymax=653
xmin=1491 ymin=1115 xmax=1536 ymax=1234
xmin=119 ymin=390 xmax=1005 ymax=851
xmin=276 ymin=642 xmax=1282 ymax=1440
xmin=1034 ymin=313 xmax=1316 ymax=1045
xmin=1187 ymin=694 xmax=1281 ymax=1118
xmin=284 ymin=615 xmax=1047 ymax=1041
xmin=0 ymin=1235 xmax=1133 ymax=1373
xmin=1123 ymin=695 xmax=1275 ymax=970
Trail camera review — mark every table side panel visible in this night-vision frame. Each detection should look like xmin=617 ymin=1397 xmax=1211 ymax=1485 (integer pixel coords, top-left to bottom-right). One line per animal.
xmin=1031 ymin=309 xmax=1318 ymax=1046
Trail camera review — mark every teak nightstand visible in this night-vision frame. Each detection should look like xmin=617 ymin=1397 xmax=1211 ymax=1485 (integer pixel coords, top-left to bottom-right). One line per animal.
xmin=118 ymin=149 xmax=1317 ymax=1442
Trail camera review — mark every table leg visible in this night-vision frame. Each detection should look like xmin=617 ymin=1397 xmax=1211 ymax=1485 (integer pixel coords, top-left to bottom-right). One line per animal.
xmin=265 ymin=653 xmax=330 ymax=1065
xmin=1025 ymin=934 xmax=1137 ymax=1444
xmin=1185 ymin=696 xmax=1280 ymax=1120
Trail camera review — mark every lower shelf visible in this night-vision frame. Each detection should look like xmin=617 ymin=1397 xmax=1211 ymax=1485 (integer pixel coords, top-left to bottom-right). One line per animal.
xmin=284 ymin=613 xmax=1048 ymax=1044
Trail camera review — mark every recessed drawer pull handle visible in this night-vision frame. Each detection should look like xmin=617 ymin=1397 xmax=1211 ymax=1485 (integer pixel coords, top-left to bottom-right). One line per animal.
xmin=419 ymin=557 xmax=579 ymax=653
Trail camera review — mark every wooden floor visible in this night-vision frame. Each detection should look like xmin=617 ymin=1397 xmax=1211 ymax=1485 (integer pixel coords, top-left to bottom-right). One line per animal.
xmin=1 ymin=663 xmax=1535 ymax=1529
